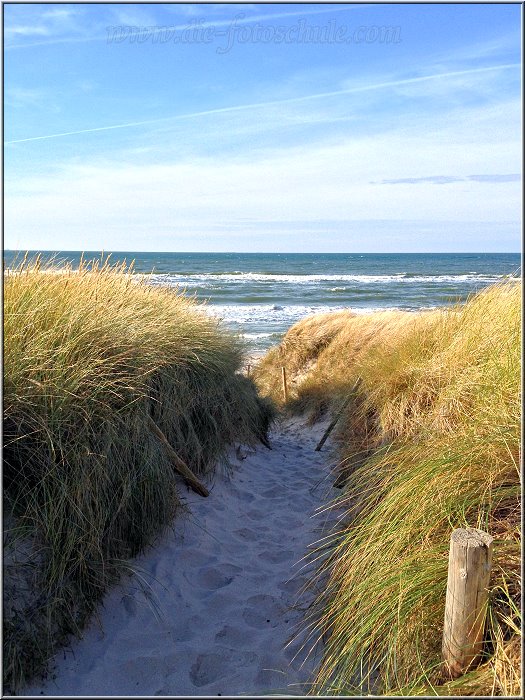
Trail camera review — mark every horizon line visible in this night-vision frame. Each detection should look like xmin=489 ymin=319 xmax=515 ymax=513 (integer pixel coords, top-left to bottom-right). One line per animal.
xmin=4 ymin=249 xmax=521 ymax=255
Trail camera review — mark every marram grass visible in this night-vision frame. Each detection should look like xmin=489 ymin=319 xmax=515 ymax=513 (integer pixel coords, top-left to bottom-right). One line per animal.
xmin=254 ymin=281 xmax=521 ymax=696
xmin=3 ymin=255 xmax=274 ymax=694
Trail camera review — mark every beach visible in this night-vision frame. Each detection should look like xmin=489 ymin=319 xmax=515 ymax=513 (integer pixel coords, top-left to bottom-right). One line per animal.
xmin=4 ymin=256 xmax=521 ymax=697
xmin=24 ymin=416 xmax=340 ymax=696
xmin=4 ymin=1 xmax=521 ymax=694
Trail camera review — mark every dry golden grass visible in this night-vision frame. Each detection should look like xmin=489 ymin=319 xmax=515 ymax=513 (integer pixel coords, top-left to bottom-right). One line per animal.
xmin=253 ymin=309 xmax=356 ymax=410
xmin=3 ymin=255 xmax=274 ymax=693
xmin=254 ymin=281 xmax=521 ymax=696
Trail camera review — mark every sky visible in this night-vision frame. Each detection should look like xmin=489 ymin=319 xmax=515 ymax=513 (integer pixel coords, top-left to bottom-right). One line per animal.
xmin=4 ymin=2 xmax=522 ymax=253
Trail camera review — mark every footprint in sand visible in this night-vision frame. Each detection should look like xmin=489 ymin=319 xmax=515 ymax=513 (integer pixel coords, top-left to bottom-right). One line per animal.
xmin=246 ymin=508 xmax=265 ymax=520
xmin=288 ymin=499 xmax=314 ymax=513
xmin=184 ymin=563 xmax=241 ymax=590
xmin=278 ymin=575 xmax=309 ymax=597
xmin=121 ymin=594 xmax=138 ymax=616
xmin=172 ymin=616 xmax=200 ymax=643
xmin=215 ymin=624 xmax=256 ymax=647
xmin=254 ymin=657 xmax=287 ymax=688
xmin=176 ymin=550 xmax=217 ymax=568
xmin=261 ymin=486 xmax=284 ymax=499
xmin=275 ymin=515 xmax=302 ymax=529
xmin=242 ymin=594 xmax=285 ymax=629
xmin=189 ymin=653 xmax=227 ymax=687
xmin=283 ymin=633 xmax=315 ymax=665
xmin=235 ymin=490 xmax=255 ymax=503
xmin=206 ymin=585 xmax=244 ymax=610
xmin=190 ymin=650 xmax=257 ymax=687
xmin=258 ymin=549 xmax=294 ymax=564
xmin=233 ymin=527 xmax=258 ymax=541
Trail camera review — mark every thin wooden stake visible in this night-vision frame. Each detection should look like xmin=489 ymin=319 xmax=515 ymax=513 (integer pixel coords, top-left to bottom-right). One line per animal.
xmin=246 ymin=364 xmax=251 ymax=377
xmin=147 ymin=416 xmax=209 ymax=497
xmin=281 ymin=366 xmax=288 ymax=403
xmin=442 ymin=528 xmax=493 ymax=679
xmin=315 ymin=379 xmax=360 ymax=452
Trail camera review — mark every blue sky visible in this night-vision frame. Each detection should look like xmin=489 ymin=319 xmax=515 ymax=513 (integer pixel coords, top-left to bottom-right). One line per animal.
xmin=4 ymin=2 xmax=522 ymax=252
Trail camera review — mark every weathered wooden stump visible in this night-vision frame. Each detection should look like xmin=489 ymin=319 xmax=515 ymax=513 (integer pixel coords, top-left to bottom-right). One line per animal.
xmin=442 ymin=527 xmax=493 ymax=678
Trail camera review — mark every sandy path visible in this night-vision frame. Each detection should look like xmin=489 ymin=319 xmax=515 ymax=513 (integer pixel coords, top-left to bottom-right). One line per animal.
xmin=25 ymin=417 xmax=339 ymax=697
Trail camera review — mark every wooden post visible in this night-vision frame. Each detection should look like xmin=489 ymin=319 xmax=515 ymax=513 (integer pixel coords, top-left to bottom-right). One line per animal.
xmin=315 ymin=379 xmax=360 ymax=452
xmin=147 ymin=417 xmax=209 ymax=497
xmin=281 ymin=366 xmax=288 ymax=403
xmin=246 ymin=364 xmax=251 ymax=377
xmin=442 ymin=528 xmax=493 ymax=678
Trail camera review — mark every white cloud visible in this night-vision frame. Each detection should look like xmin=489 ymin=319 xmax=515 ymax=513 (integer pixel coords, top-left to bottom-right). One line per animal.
xmin=4 ymin=7 xmax=521 ymax=253
xmin=5 ymin=87 xmax=47 ymax=107
xmin=5 ymin=102 xmax=521 ymax=252
xmin=169 ymin=4 xmax=258 ymax=18
xmin=5 ymin=24 xmax=50 ymax=38
xmin=109 ymin=6 xmax=158 ymax=27
xmin=432 ymin=31 xmax=520 ymax=65
xmin=4 ymin=4 xmax=87 ymax=46
xmin=41 ymin=8 xmax=77 ymax=21
xmin=5 ymin=3 xmax=357 ymax=50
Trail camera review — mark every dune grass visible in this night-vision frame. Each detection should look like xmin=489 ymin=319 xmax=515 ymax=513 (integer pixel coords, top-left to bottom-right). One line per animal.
xmin=253 ymin=282 xmax=521 ymax=696
xmin=3 ymin=255 xmax=274 ymax=694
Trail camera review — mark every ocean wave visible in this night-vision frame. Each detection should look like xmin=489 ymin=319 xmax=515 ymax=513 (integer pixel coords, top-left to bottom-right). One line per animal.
xmin=204 ymin=303 xmax=347 ymax=324
xmin=143 ymin=272 xmax=505 ymax=286
xmin=202 ymin=303 xmax=424 ymax=325
xmin=241 ymin=332 xmax=280 ymax=339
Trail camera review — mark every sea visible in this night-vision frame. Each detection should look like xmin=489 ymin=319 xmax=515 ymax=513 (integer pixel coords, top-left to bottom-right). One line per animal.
xmin=4 ymin=251 xmax=521 ymax=354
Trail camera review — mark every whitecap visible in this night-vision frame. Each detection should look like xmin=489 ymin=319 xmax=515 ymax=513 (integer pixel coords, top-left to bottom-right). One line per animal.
xmin=143 ymin=272 xmax=503 ymax=286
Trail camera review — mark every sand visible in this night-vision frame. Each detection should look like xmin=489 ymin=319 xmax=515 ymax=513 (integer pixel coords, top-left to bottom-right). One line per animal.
xmin=24 ymin=416 xmax=340 ymax=697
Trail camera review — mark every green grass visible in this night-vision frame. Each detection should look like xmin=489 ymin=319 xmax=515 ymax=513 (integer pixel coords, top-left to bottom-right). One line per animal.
xmin=3 ymin=255 xmax=274 ymax=694
xmin=254 ymin=282 xmax=521 ymax=696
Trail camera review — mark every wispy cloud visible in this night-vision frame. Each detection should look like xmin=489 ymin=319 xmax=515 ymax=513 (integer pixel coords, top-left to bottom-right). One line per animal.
xmin=109 ymin=5 xmax=158 ymax=27
xmin=375 ymin=174 xmax=521 ymax=185
xmin=4 ymin=2 xmax=521 ymax=253
xmin=4 ymin=24 xmax=50 ymax=38
xmin=167 ymin=4 xmax=258 ymax=18
xmin=468 ymin=174 xmax=521 ymax=183
xmin=5 ymin=5 xmax=359 ymax=50
xmin=4 ymin=5 xmax=86 ymax=44
xmin=5 ymin=62 xmax=520 ymax=145
xmin=4 ymin=87 xmax=48 ymax=107
xmin=41 ymin=8 xmax=77 ymax=21
xmin=6 ymin=110 xmax=521 ymax=245
xmin=434 ymin=31 xmax=521 ymax=65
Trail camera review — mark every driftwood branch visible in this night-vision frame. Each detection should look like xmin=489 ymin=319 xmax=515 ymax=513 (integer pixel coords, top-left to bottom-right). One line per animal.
xmin=147 ymin=416 xmax=209 ymax=497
